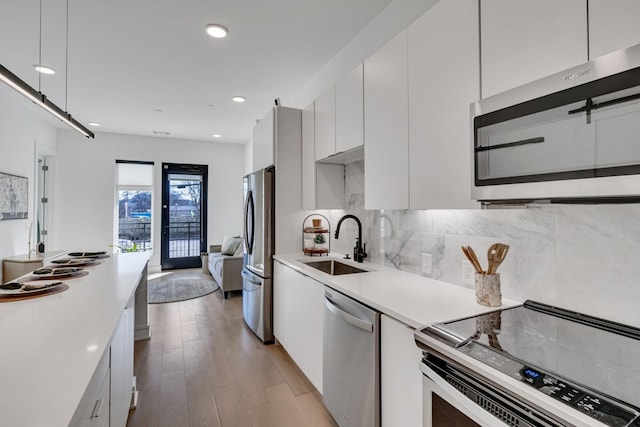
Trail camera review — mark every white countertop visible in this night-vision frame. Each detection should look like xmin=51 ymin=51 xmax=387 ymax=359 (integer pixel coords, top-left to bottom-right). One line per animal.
xmin=274 ymin=253 xmax=521 ymax=329
xmin=0 ymin=252 xmax=149 ymax=427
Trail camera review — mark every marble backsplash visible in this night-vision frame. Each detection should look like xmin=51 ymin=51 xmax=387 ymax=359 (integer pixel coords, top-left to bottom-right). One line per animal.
xmin=310 ymin=161 xmax=640 ymax=328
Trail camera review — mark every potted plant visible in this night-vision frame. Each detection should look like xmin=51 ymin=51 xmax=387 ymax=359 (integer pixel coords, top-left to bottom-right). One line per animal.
xmin=110 ymin=242 xmax=140 ymax=252
xmin=313 ymin=233 xmax=326 ymax=249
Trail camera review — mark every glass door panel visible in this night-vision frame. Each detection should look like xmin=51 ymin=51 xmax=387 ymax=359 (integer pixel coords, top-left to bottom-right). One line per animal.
xmin=161 ymin=164 xmax=208 ymax=269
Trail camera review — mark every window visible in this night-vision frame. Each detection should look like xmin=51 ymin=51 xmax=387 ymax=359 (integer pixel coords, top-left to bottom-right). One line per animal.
xmin=115 ymin=161 xmax=154 ymax=251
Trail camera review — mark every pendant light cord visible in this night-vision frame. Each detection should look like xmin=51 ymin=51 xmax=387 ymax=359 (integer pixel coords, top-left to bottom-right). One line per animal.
xmin=65 ymin=0 xmax=69 ymax=111
xmin=38 ymin=0 xmax=42 ymax=92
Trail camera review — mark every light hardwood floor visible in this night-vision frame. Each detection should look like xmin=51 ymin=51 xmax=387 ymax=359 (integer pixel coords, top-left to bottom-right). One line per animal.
xmin=126 ymin=269 xmax=338 ymax=427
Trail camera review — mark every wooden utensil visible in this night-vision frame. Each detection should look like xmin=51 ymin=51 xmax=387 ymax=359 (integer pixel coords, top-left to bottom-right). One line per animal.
xmin=461 ymin=246 xmax=484 ymax=274
xmin=487 ymin=243 xmax=509 ymax=274
xmin=486 ymin=243 xmax=498 ymax=275
xmin=467 ymin=246 xmax=485 ymax=274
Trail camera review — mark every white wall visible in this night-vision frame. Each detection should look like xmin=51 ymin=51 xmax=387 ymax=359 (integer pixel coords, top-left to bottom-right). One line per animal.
xmin=53 ymin=130 xmax=245 ymax=268
xmin=361 ymin=204 xmax=640 ymax=329
xmin=0 ymin=87 xmax=57 ymax=282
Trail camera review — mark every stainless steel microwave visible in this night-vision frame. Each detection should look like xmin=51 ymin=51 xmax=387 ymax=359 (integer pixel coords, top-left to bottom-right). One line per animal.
xmin=471 ymin=43 xmax=640 ymax=202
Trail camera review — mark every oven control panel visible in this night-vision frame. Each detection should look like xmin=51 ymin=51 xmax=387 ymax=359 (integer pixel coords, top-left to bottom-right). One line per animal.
xmin=459 ymin=342 xmax=638 ymax=427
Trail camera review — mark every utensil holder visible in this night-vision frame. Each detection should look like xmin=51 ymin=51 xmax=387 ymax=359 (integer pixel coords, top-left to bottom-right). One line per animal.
xmin=475 ymin=273 xmax=502 ymax=307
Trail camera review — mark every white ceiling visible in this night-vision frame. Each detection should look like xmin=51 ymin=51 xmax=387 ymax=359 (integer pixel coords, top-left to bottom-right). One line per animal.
xmin=0 ymin=0 xmax=392 ymax=143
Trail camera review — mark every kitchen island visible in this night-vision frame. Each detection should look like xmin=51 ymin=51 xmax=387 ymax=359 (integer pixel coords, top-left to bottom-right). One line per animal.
xmin=0 ymin=251 xmax=149 ymax=427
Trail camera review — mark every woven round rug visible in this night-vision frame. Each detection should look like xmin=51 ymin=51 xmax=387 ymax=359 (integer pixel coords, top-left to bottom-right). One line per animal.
xmin=148 ymin=278 xmax=219 ymax=304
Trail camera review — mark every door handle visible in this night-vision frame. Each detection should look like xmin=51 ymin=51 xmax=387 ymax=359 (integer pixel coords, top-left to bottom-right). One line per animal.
xmin=244 ymin=190 xmax=254 ymax=255
xmin=241 ymin=269 xmax=261 ymax=285
xmin=324 ymin=297 xmax=373 ymax=332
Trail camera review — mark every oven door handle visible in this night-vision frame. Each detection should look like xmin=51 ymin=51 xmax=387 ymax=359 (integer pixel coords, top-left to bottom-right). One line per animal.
xmin=420 ymin=361 xmax=467 ymax=401
xmin=420 ymin=362 xmax=511 ymax=427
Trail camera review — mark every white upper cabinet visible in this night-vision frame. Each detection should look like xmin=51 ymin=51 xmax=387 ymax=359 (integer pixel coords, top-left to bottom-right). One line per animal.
xmin=364 ymin=30 xmax=409 ymax=210
xmin=302 ymin=100 xmax=345 ymax=210
xmin=480 ymin=0 xmax=587 ymax=98
xmin=335 ymin=63 xmax=364 ymax=154
xmin=408 ymin=0 xmax=479 ymax=209
xmin=302 ymin=101 xmax=316 ymax=210
xmin=314 ymin=87 xmax=336 ymax=161
xmin=251 ymin=108 xmax=276 ymax=171
xmin=589 ymin=0 xmax=640 ymax=59
xmin=252 ymin=121 xmax=263 ymax=172
xmin=262 ymin=108 xmax=275 ymax=167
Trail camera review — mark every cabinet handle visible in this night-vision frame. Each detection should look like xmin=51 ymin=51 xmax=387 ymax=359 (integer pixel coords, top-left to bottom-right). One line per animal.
xmin=90 ymin=398 xmax=103 ymax=419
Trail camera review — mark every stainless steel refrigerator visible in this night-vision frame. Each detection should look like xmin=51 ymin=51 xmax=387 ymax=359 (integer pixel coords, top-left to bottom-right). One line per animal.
xmin=241 ymin=166 xmax=275 ymax=343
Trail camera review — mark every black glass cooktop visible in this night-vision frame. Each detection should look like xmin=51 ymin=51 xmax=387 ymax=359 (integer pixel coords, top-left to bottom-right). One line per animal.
xmin=422 ymin=300 xmax=640 ymax=426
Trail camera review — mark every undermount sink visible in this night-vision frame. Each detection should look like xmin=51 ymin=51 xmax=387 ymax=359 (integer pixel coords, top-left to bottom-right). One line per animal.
xmin=303 ymin=259 xmax=368 ymax=275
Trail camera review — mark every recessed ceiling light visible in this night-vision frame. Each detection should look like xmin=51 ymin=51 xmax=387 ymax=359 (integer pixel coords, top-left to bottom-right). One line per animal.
xmin=232 ymin=96 xmax=246 ymax=103
xmin=33 ymin=65 xmax=55 ymax=75
xmin=88 ymin=122 xmax=101 ymax=127
xmin=212 ymin=134 xmax=222 ymax=138
xmin=206 ymin=24 xmax=228 ymax=38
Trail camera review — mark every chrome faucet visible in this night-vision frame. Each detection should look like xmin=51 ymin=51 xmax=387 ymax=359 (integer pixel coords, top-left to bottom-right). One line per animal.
xmin=334 ymin=214 xmax=368 ymax=263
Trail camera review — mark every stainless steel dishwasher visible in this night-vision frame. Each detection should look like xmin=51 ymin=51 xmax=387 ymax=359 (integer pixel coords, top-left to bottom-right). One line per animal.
xmin=323 ymin=286 xmax=380 ymax=427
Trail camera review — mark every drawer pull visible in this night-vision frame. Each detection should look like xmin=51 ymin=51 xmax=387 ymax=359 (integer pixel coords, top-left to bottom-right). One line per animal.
xmin=90 ymin=398 xmax=103 ymax=419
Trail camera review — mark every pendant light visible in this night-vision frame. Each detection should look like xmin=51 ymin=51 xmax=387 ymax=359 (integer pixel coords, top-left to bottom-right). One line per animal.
xmin=0 ymin=0 xmax=94 ymax=138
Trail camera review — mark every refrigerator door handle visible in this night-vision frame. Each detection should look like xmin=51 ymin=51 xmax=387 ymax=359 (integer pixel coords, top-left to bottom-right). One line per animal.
xmin=241 ymin=268 xmax=261 ymax=285
xmin=244 ymin=190 xmax=255 ymax=255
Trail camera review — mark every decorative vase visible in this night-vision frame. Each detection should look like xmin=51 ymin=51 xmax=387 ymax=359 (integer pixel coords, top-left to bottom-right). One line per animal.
xmin=475 ymin=273 xmax=502 ymax=307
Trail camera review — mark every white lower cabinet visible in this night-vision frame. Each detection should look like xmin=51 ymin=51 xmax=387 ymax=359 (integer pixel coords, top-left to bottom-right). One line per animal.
xmin=69 ymin=302 xmax=135 ymax=427
xmin=92 ymin=368 xmax=111 ymax=427
xmin=381 ymin=314 xmax=422 ymax=427
xmin=282 ymin=266 xmax=303 ymax=364
xmin=110 ymin=301 xmax=135 ymax=427
xmin=69 ymin=351 xmax=111 ymax=427
xmin=299 ymin=275 xmax=324 ymax=392
xmin=273 ymin=261 xmax=285 ymax=343
xmin=273 ymin=261 xmax=324 ymax=393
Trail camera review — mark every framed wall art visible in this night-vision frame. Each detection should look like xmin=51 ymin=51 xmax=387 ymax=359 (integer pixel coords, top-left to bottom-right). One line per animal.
xmin=0 ymin=171 xmax=28 ymax=220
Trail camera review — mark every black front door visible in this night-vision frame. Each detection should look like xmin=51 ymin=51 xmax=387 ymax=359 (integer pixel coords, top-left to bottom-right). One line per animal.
xmin=161 ymin=163 xmax=208 ymax=270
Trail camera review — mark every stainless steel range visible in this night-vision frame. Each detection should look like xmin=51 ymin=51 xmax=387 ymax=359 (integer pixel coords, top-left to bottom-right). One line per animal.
xmin=414 ymin=300 xmax=640 ymax=427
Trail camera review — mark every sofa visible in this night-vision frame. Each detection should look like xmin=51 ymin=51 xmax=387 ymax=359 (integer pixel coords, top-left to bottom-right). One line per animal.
xmin=208 ymin=244 xmax=243 ymax=298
